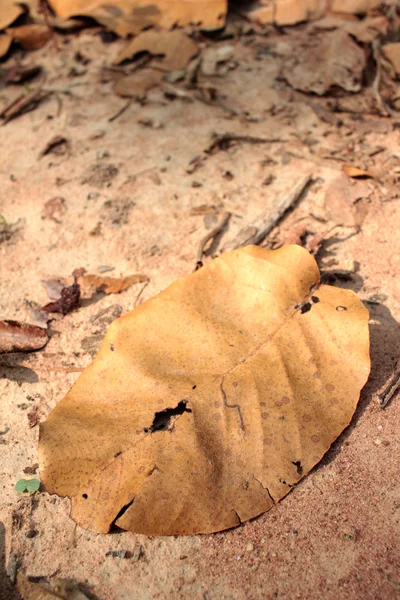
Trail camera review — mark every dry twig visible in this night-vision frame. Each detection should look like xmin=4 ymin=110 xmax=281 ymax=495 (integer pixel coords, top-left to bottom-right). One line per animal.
xmin=195 ymin=212 xmax=231 ymax=270
xmin=224 ymin=175 xmax=313 ymax=252
xmin=379 ymin=360 xmax=400 ymax=409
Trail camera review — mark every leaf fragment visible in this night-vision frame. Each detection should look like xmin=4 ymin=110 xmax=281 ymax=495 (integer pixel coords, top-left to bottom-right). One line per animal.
xmin=115 ymin=30 xmax=199 ymax=71
xmin=0 ymin=320 xmax=48 ymax=354
xmin=39 ymin=245 xmax=370 ymax=536
xmin=342 ymin=165 xmax=375 ymax=179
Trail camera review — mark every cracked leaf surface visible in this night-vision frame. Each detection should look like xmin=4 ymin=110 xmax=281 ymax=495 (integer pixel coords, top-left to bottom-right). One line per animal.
xmin=39 ymin=245 xmax=370 ymax=535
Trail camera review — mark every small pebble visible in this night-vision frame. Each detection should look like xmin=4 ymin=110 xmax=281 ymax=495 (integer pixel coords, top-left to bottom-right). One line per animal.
xmin=246 ymin=541 xmax=254 ymax=552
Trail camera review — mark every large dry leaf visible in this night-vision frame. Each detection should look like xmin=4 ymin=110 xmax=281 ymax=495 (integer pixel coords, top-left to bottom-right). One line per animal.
xmin=115 ymin=30 xmax=198 ymax=71
xmin=284 ymin=30 xmax=366 ymax=95
xmin=47 ymin=0 xmax=226 ymax=36
xmin=39 ymin=245 xmax=370 ymax=536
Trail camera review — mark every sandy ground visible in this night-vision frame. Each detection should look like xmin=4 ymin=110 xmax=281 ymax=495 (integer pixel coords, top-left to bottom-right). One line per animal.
xmin=0 ymin=20 xmax=399 ymax=600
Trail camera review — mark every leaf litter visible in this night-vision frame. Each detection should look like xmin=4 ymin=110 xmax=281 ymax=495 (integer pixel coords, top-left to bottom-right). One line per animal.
xmin=39 ymin=245 xmax=370 ymax=535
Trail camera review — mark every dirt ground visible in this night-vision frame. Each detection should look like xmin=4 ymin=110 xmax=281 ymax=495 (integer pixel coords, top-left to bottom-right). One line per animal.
xmin=0 ymin=15 xmax=400 ymax=600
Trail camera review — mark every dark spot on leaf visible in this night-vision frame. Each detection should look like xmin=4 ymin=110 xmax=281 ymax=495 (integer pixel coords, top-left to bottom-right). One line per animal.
xmin=292 ymin=460 xmax=303 ymax=475
xmin=82 ymin=493 xmax=88 ymax=499
xmin=192 ymin=385 xmax=196 ymax=389
xmin=114 ymin=451 xmax=122 ymax=458
xmin=311 ymin=296 xmax=320 ymax=303
xmin=110 ymin=344 xmax=115 ymax=351
xmin=301 ymin=302 xmax=312 ymax=314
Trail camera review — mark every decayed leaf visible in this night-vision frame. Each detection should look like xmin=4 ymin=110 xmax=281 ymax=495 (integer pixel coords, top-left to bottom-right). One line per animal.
xmin=41 ymin=277 xmax=80 ymax=315
xmin=0 ymin=320 xmax=48 ymax=354
xmin=113 ymin=69 xmax=163 ymax=98
xmin=284 ymin=30 xmax=366 ymax=95
xmin=8 ymin=24 xmax=52 ymax=51
xmin=47 ymin=0 xmax=226 ymax=36
xmin=115 ymin=30 xmax=198 ymax=70
xmin=78 ymin=273 xmax=149 ymax=294
xmin=39 ymin=245 xmax=370 ymax=535
xmin=343 ymin=165 xmax=375 ymax=179
xmin=0 ymin=34 xmax=13 ymax=58
xmin=382 ymin=43 xmax=400 ymax=76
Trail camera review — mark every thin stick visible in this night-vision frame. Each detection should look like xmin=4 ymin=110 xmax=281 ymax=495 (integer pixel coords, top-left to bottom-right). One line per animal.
xmin=225 ymin=174 xmax=313 ymax=252
xmin=108 ymin=100 xmax=132 ymax=123
xmin=195 ymin=212 xmax=231 ymax=270
xmin=379 ymin=360 xmax=400 ymax=409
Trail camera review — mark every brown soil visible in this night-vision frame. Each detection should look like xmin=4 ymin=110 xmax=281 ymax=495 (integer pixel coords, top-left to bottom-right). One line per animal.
xmin=0 ymin=21 xmax=399 ymax=600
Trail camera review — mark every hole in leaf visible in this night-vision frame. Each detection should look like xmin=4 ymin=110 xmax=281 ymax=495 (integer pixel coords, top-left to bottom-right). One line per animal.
xmin=143 ymin=400 xmax=192 ymax=434
xmin=82 ymin=493 xmax=88 ymax=499
xmin=292 ymin=460 xmax=303 ymax=475
xmin=192 ymin=385 xmax=197 ymax=389
xmin=336 ymin=306 xmax=347 ymax=311
xmin=301 ymin=302 xmax=312 ymax=314
xmin=311 ymin=296 xmax=320 ymax=303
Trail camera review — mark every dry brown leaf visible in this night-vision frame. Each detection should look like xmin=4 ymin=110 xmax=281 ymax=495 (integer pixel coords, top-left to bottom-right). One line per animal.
xmin=115 ymin=30 xmax=198 ymax=71
xmin=39 ymin=245 xmax=370 ymax=536
xmin=79 ymin=273 xmax=149 ymax=294
xmin=113 ymin=69 xmax=163 ymax=98
xmin=0 ymin=319 xmax=48 ymax=354
xmin=342 ymin=15 xmax=388 ymax=43
xmin=284 ymin=30 xmax=366 ymax=95
xmin=382 ymin=43 xmax=400 ymax=76
xmin=47 ymin=0 xmax=226 ymax=36
xmin=343 ymin=165 xmax=375 ymax=179
xmin=330 ymin=0 xmax=380 ymax=12
xmin=0 ymin=33 xmax=13 ymax=58
xmin=8 ymin=24 xmax=52 ymax=51
xmin=0 ymin=2 xmax=23 ymax=30
xmin=243 ymin=0 xmax=327 ymax=26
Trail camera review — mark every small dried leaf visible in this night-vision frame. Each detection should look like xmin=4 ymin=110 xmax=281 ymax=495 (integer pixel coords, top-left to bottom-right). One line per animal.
xmin=39 ymin=136 xmax=69 ymax=158
xmin=41 ymin=278 xmax=80 ymax=315
xmin=343 ymin=165 xmax=375 ymax=179
xmin=0 ymin=3 xmax=23 ymax=30
xmin=79 ymin=273 xmax=149 ymax=294
xmin=382 ymin=43 xmax=400 ymax=76
xmin=0 ymin=320 xmax=48 ymax=354
xmin=331 ymin=0 xmax=380 ymax=12
xmin=39 ymin=245 xmax=370 ymax=536
xmin=41 ymin=197 xmax=67 ymax=223
xmin=8 ymin=24 xmax=52 ymax=51
xmin=243 ymin=0 xmax=327 ymax=26
xmin=284 ymin=30 xmax=366 ymax=95
xmin=41 ymin=279 xmax=65 ymax=301
xmin=113 ymin=69 xmax=163 ymax=99
xmin=0 ymin=34 xmax=13 ymax=58
xmin=115 ymin=30 xmax=199 ymax=71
